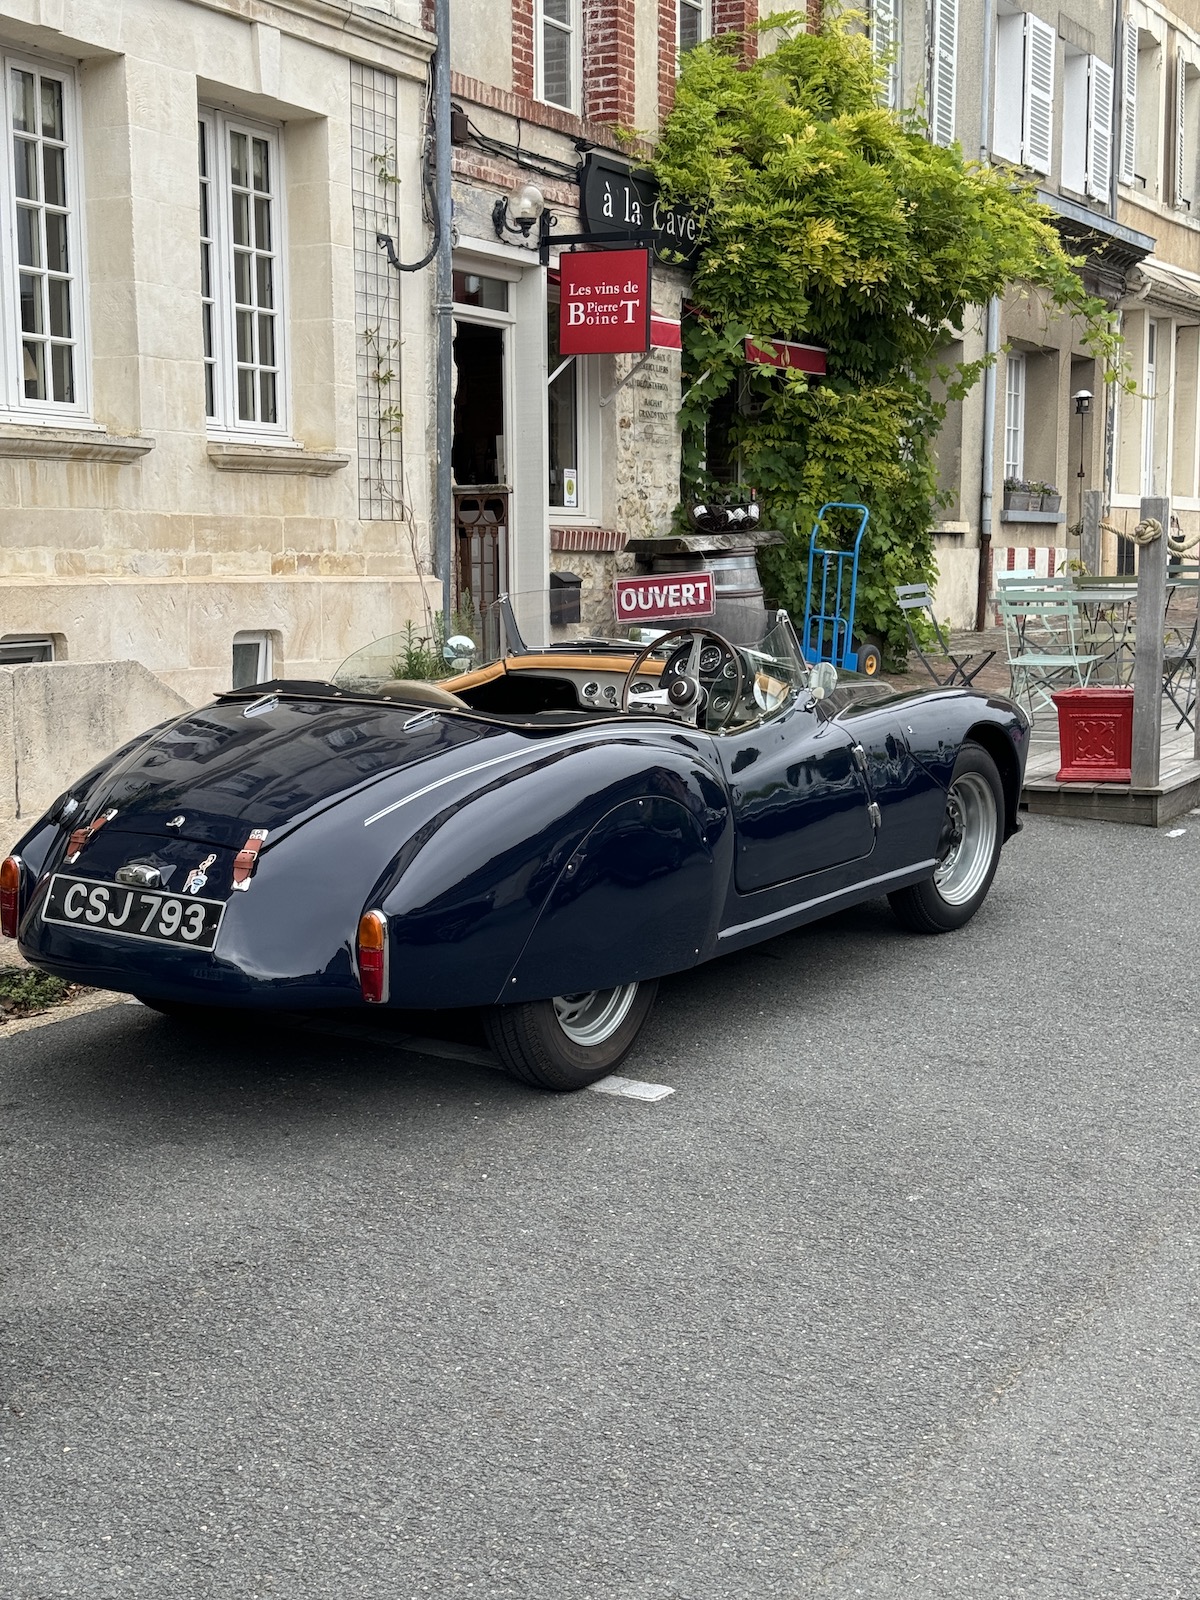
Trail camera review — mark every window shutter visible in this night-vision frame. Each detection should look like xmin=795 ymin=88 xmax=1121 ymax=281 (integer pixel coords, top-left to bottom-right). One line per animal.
xmin=1120 ymin=20 xmax=1138 ymax=186
xmin=1087 ymin=57 xmax=1114 ymax=200
xmin=1022 ymin=15 xmax=1056 ymax=174
xmin=1174 ymin=48 xmax=1189 ymax=206
xmin=930 ymin=0 xmax=957 ymax=147
xmin=871 ymin=0 xmax=899 ymax=109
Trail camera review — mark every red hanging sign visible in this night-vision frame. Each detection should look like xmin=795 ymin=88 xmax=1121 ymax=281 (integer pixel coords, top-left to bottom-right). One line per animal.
xmin=744 ymin=337 xmax=827 ymax=375
xmin=559 ymin=249 xmax=652 ymax=355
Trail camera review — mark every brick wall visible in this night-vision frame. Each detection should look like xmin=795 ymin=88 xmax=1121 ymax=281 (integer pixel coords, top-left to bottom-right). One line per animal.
xmin=657 ymin=0 xmax=677 ymax=123
xmin=584 ymin=0 xmax=637 ymax=125
xmin=712 ymin=0 xmax=759 ymax=57
xmin=512 ymin=0 xmax=534 ymax=98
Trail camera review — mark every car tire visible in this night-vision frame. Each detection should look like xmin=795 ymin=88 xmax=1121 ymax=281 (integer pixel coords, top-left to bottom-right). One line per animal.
xmin=888 ymin=742 xmax=1004 ymax=934
xmin=484 ymin=980 xmax=658 ymax=1092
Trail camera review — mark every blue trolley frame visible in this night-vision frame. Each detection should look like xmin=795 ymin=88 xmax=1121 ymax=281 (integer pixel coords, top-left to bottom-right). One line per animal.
xmin=801 ymin=502 xmax=871 ymax=672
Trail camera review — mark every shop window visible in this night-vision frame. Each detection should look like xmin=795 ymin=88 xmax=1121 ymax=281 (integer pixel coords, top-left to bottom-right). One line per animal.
xmin=537 ymin=0 xmax=580 ymax=112
xmin=679 ymin=0 xmax=710 ymax=59
xmin=993 ymin=12 xmax=1056 ymax=176
xmin=232 ymin=631 xmax=273 ymax=688
xmin=0 ymin=634 xmax=54 ymax=663
xmin=199 ymin=110 xmax=287 ymax=436
xmin=0 ymin=57 xmax=86 ymax=419
xmin=546 ymin=291 xmax=581 ymax=510
xmin=1062 ymin=50 xmax=1113 ymax=200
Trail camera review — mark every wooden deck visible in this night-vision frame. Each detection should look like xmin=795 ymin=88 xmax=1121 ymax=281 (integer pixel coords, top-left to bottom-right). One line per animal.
xmin=1020 ymin=704 xmax=1200 ymax=826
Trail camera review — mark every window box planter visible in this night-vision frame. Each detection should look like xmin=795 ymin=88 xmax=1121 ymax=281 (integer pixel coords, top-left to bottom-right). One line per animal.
xmin=1003 ymin=490 xmax=1033 ymax=511
xmin=1052 ymin=687 xmax=1133 ymax=783
xmin=1040 ymin=494 xmax=1061 ymax=513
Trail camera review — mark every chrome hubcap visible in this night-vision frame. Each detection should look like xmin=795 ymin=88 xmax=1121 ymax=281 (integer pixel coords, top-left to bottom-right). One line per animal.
xmin=552 ymin=984 xmax=639 ymax=1047
xmin=933 ymin=772 xmax=997 ymax=905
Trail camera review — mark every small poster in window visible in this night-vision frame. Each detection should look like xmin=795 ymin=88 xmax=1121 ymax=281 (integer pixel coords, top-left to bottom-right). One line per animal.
xmin=562 ymin=468 xmax=578 ymax=509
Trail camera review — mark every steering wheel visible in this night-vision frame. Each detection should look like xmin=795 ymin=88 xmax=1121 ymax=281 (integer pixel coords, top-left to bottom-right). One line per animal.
xmin=620 ymin=626 xmax=746 ymax=728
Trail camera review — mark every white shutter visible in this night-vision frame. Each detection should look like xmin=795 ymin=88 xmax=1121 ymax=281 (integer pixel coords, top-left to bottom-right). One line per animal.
xmin=1120 ymin=20 xmax=1138 ymax=186
xmin=1087 ymin=57 xmax=1114 ymax=200
xmin=1022 ymin=16 xmax=1056 ymax=174
xmin=930 ymin=0 xmax=958 ymax=147
xmin=993 ymin=13 xmax=1024 ymax=163
xmin=871 ymin=0 xmax=899 ymax=109
xmin=1174 ymin=48 xmax=1189 ymax=207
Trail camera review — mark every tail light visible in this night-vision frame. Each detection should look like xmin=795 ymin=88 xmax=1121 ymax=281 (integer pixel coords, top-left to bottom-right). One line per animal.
xmin=1 ymin=856 xmax=22 ymax=939
xmin=356 ymin=910 xmax=389 ymax=1005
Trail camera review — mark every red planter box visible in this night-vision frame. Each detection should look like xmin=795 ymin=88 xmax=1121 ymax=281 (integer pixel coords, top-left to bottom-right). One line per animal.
xmin=1052 ymin=687 xmax=1134 ymax=783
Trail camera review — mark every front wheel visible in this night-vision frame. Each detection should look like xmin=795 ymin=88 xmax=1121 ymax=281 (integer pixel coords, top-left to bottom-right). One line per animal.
xmin=888 ymin=742 xmax=1004 ymax=934
xmin=484 ymin=980 xmax=658 ymax=1091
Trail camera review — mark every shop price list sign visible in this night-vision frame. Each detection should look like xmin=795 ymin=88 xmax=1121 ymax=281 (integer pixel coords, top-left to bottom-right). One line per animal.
xmin=559 ymin=249 xmax=651 ymax=356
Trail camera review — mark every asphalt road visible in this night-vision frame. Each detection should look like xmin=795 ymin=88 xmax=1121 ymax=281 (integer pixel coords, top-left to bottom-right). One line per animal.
xmin=2 ymin=811 xmax=1199 ymax=1600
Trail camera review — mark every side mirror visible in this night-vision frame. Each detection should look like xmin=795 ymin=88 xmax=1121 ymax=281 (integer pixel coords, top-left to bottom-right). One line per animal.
xmin=809 ymin=662 xmax=838 ymax=700
xmin=443 ymin=634 xmax=477 ymax=673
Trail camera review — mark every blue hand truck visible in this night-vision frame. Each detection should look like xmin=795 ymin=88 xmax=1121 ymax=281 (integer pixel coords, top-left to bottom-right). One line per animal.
xmin=800 ymin=502 xmax=884 ymax=677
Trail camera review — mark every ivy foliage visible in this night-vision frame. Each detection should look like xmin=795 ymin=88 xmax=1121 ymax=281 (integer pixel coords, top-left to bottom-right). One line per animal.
xmin=651 ymin=13 xmax=1120 ymax=661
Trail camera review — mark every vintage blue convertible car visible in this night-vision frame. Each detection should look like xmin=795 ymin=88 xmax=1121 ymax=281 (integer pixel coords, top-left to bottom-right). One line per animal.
xmin=4 ymin=597 xmax=1029 ymax=1090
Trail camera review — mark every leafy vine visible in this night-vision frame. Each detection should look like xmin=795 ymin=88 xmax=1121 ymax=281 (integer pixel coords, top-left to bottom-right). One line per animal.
xmin=651 ymin=11 xmax=1123 ymax=660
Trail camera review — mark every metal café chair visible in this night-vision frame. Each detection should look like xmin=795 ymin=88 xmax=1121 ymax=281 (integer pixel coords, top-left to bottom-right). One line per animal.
xmin=1162 ymin=562 xmax=1199 ymax=729
xmin=997 ymin=586 xmax=1098 ymax=721
xmin=893 ymin=583 xmax=996 ymax=687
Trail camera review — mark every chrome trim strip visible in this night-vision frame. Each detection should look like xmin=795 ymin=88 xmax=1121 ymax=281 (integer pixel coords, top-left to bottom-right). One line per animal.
xmin=363 ymin=733 xmax=601 ymax=827
xmin=718 ymin=859 xmax=938 ymax=941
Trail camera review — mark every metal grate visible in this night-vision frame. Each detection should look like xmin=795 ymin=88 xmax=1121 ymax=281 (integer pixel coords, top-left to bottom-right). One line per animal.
xmin=351 ymin=64 xmax=406 ymax=522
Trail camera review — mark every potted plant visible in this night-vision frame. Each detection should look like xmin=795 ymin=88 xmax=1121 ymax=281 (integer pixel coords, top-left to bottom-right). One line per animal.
xmin=1040 ymin=482 xmax=1061 ymax=513
xmin=1003 ymin=476 xmax=1033 ymax=511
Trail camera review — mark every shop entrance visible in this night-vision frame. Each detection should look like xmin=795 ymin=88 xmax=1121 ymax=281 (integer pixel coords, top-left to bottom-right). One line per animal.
xmin=452 ymin=271 xmax=512 ymax=611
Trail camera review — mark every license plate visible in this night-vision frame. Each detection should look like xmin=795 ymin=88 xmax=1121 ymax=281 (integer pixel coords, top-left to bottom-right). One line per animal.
xmin=42 ymin=874 xmax=225 ymax=951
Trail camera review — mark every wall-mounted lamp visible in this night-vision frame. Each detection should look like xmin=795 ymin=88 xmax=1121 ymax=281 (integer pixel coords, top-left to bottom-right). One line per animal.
xmin=492 ymin=182 xmax=546 ymax=240
xmin=1073 ymin=389 xmax=1093 ymax=417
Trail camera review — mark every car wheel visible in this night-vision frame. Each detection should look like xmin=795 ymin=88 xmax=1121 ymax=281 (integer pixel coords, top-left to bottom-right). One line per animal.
xmin=484 ymin=980 xmax=658 ymax=1092
xmin=888 ymin=742 xmax=1004 ymax=934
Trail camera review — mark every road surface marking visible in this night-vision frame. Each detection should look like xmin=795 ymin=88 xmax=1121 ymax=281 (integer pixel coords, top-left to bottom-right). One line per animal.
xmin=589 ymin=1074 xmax=674 ymax=1102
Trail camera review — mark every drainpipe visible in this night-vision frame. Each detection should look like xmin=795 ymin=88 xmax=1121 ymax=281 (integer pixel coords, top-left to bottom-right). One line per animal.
xmin=975 ymin=0 xmax=999 ymax=631
xmin=434 ymin=0 xmax=453 ymax=630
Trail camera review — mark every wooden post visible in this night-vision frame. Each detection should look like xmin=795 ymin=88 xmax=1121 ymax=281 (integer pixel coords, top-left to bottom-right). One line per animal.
xmin=1131 ymin=496 xmax=1169 ymax=789
xmin=1080 ymin=489 xmax=1102 ymax=575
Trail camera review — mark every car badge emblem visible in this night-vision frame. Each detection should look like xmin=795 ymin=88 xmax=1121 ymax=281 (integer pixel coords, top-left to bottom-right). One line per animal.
xmin=182 ymin=853 xmax=217 ymax=895
xmin=231 ymin=829 xmax=268 ymax=891
xmin=116 ymin=863 xmax=162 ymax=889
xmin=65 ymin=809 xmax=118 ymax=864
xmin=166 ymin=815 xmax=186 ymax=830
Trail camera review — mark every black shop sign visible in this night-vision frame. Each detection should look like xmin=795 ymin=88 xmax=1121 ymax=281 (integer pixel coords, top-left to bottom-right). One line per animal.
xmin=579 ymin=153 xmax=701 ymax=265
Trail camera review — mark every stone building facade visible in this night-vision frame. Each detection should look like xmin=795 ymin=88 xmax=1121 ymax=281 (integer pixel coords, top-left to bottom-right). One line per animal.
xmin=0 ymin=0 xmax=435 ymax=701
xmin=875 ymin=0 xmax=1169 ymax=621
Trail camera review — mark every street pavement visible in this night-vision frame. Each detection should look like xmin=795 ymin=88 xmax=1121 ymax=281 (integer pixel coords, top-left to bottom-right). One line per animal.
xmin=2 ymin=811 xmax=1199 ymax=1599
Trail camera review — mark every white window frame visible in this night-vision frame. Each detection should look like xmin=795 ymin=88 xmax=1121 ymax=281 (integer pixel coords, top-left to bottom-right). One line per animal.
xmin=199 ymin=108 xmax=290 ymax=442
xmin=929 ymin=0 xmax=957 ymax=147
xmin=231 ymin=630 xmax=273 ymax=688
xmin=535 ymin=0 xmax=581 ymax=113
xmin=0 ymin=633 xmax=55 ymax=663
xmin=1004 ymin=351 xmax=1026 ymax=482
xmin=1142 ymin=318 xmax=1158 ymax=496
xmin=871 ymin=0 xmax=899 ymax=109
xmin=1062 ymin=52 xmax=1113 ymax=200
xmin=0 ymin=54 xmax=89 ymax=423
xmin=993 ymin=13 xmax=1056 ymax=176
xmin=679 ymin=0 xmax=710 ymax=61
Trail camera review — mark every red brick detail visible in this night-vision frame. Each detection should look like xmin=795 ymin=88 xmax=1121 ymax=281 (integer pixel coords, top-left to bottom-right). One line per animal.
xmin=550 ymin=527 xmax=627 ymax=553
xmin=712 ymin=0 xmax=760 ymax=61
xmin=658 ymin=0 xmax=676 ymax=124
xmin=421 ymin=0 xmax=434 ymax=32
xmin=452 ymin=146 xmax=578 ymax=210
xmin=584 ymin=0 xmax=637 ymax=126
xmin=807 ymin=0 xmax=823 ymax=30
xmin=512 ymin=0 xmax=534 ymax=99
xmin=451 ymin=72 xmax=653 ymax=157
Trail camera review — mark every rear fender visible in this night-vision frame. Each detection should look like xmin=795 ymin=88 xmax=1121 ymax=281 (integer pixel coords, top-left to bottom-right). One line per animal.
xmin=500 ymin=794 xmax=719 ymax=1004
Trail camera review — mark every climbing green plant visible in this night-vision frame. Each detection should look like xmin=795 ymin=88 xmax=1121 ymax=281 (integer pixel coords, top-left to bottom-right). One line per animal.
xmin=652 ymin=11 xmax=1122 ymax=661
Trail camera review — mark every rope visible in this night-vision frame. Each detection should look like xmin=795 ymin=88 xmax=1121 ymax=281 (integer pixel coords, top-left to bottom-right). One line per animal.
xmin=1131 ymin=517 xmax=1163 ymax=545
